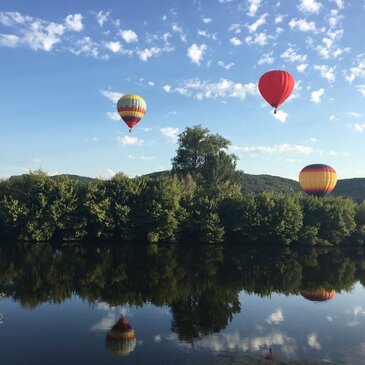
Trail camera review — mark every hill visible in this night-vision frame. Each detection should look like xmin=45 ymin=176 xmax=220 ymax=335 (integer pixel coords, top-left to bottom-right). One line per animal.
xmin=6 ymin=172 xmax=365 ymax=202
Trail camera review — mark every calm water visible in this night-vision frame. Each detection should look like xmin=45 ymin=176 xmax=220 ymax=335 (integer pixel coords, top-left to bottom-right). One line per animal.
xmin=0 ymin=243 xmax=365 ymax=364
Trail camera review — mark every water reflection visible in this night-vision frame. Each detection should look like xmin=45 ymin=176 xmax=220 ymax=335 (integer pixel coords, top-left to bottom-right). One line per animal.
xmin=0 ymin=242 xmax=365 ymax=364
xmin=105 ymin=315 xmax=136 ymax=356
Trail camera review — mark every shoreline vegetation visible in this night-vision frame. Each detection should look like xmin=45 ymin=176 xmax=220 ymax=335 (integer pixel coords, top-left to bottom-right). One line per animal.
xmin=1 ymin=125 xmax=365 ymax=245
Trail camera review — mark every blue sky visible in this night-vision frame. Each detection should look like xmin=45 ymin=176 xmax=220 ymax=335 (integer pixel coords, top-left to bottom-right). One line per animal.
xmin=1 ymin=0 xmax=365 ymax=180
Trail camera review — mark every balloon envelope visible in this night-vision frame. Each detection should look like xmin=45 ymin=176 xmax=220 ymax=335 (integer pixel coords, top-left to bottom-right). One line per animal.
xmin=258 ymin=70 xmax=295 ymax=112
xmin=299 ymin=164 xmax=337 ymax=197
xmin=300 ymin=289 xmax=336 ymax=302
xmin=117 ymin=94 xmax=147 ymax=131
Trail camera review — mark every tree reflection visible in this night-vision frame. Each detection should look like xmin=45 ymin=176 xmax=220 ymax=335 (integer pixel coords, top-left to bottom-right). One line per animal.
xmin=0 ymin=243 xmax=363 ymax=340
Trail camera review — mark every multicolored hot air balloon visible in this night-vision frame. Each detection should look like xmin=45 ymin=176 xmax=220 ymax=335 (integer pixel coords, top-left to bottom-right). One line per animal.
xmin=117 ymin=94 xmax=147 ymax=132
xmin=300 ymin=289 xmax=336 ymax=302
xmin=258 ymin=70 xmax=295 ymax=113
xmin=106 ymin=316 xmax=137 ymax=356
xmin=299 ymin=164 xmax=337 ymax=197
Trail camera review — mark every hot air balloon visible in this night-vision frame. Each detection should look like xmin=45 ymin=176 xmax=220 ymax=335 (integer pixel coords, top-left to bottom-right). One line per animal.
xmin=117 ymin=94 xmax=147 ymax=132
xmin=106 ymin=315 xmax=136 ymax=356
xmin=299 ymin=164 xmax=337 ymax=197
xmin=300 ymin=289 xmax=336 ymax=302
xmin=258 ymin=70 xmax=295 ymax=113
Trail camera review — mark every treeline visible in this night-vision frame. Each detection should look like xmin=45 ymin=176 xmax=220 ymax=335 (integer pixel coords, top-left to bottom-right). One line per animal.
xmin=1 ymin=125 xmax=365 ymax=244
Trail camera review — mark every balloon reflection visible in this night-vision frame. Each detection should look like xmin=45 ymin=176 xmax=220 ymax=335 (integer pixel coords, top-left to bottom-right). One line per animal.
xmin=300 ymin=289 xmax=336 ymax=302
xmin=106 ymin=315 xmax=136 ymax=356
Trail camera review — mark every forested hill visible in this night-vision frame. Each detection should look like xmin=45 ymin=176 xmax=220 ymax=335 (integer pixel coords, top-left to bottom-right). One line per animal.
xmin=7 ymin=172 xmax=365 ymax=201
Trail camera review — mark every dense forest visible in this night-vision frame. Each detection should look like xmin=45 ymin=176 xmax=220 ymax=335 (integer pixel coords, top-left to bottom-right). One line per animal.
xmin=1 ymin=125 xmax=365 ymax=245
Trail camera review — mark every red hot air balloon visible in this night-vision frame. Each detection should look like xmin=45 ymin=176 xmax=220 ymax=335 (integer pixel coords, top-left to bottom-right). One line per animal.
xmin=258 ymin=70 xmax=295 ymax=113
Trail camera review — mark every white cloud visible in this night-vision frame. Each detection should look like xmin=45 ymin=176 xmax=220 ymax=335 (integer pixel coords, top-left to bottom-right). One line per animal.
xmin=140 ymin=127 xmax=152 ymax=132
xmin=230 ymin=37 xmax=242 ymax=46
xmin=281 ymin=47 xmax=307 ymax=63
xmin=202 ymin=17 xmax=212 ymax=24
xmin=329 ymin=115 xmax=339 ymax=122
xmin=273 ymin=110 xmax=288 ymax=122
xmin=218 ymin=0 xmax=233 ymax=3
xmin=218 ymin=61 xmax=234 ymax=69
xmin=275 ymin=15 xmax=284 ymax=24
xmin=95 ymin=11 xmax=110 ymax=27
xmin=128 ymin=154 xmax=154 ymax=161
xmin=120 ymin=29 xmax=138 ymax=43
xmin=229 ymin=24 xmax=242 ymax=34
xmin=331 ymin=0 xmax=344 ymax=9
xmin=296 ymin=63 xmax=308 ymax=72
xmin=298 ymin=0 xmax=322 ymax=14
xmin=0 ymin=12 xmax=32 ymax=26
xmin=65 ymin=14 xmax=83 ymax=32
xmin=353 ymin=305 xmax=365 ymax=316
xmin=258 ymin=51 xmax=274 ymax=65
xmin=314 ymin=65 xmax=336 ymax=83
xmin=162 ymin=78 xmax=257 ymax=101
xmin=105 ymin=41 xmax=121 ymax=53
xmin=0 ymin=34 xmax=20 ymax=47
xmin=307 ymin=333 xmax=321 ymax=350
xmin=101 ymin=90 xmax=123 ymax=103
xmin=316 ymin=30 xmax=349 ymax=60
xmin=160 ymin=127 xmax=179 ymax=143
xmin=288 ymin=18 xmax=316 ymax=32
xmin=70 ymin=36 xmax=108 ymax=59
xmin=357 ymin=85 xmax=365 ymax=96
xmin=187 ymin=43 xmax=207 ymax=65
xmin=230 ymin=144 xmax=313 ymax=155
xmin=137 ymin=47 xmax=163 ymax=61
xmin=247 ymin=0 xmax=262 ymax=17
xmin=266 ymin=309 xmax=284 ymax=324
xmin=106 ymin=111 xmax=120 ymax=121
xmin=117 ymin=135 xmax=144 ymax=146
xmin=349 ymin=112 xmax=362 ymax=118
xmin=245 ymin=32 xmax=268 ymax=46
xmin=247 ymin=13 xmax=268 ymax=33
xmin=311 ymin=88 xmax=325 ymax=103
xmin=172 ymin=23 xmax=187 ymax=42
xmin=352 ymin=124 xmax=365 ymax=133
xmin=101 ymin=169 xmax=116 ymax=179
xmin=346 ymin=56 xmax=365 ymax=83
xmin=90 ymin=312 xmax=116 ymax=332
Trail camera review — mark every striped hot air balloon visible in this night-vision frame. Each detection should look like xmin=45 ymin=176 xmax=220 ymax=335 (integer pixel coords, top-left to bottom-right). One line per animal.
xmin=300 ymin=289 xmax=336 ymax=302
xmin=117 ymin=94 xmax=147 ymax=132
xmin=258 ymin=70 xmax=295 ymax=114
xmin=106 ymin=316 xmax=137 ymax=356
xmin=299 ymin=164 xmax=337 ymax=197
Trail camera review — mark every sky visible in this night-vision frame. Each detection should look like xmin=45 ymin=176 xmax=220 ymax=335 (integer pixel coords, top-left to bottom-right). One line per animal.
xmin=1 ymin=0 xmax=365 ymax=180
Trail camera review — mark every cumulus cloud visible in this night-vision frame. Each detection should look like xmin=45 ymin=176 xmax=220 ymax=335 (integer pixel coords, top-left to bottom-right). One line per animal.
xmin=106 ymin=111 xmax=120 ymax=121
xmin=202 ymin=17 xmax=212 ymax=24
xmin=101 ymin=169 xmax=117 ymax=179
xmin=247 ymin=0 xmax=262 ymax=17
xmin=245 ymin=32 xmax=268 ymax=46
xmin=281 ymin=47 xmax=307 ymax=63
xmin=0 ymin=34 xmax=20 ymax=47
xmin=311 ymin=88 xmax=325 ymax=103
xmin=117 ymin=135 xmax=144 ymax=146
xmin=230 ymin=144 xmax=313 ymax=155
xmin=351 ymin=124 xmax=365 ymax=133
xmin=345 ymin=55 xmax=365 ymax=83
xmin=65 ymin=14 xmax=83 ymax=31
xmin=266 ymin=309 xmax=284 ymax=324
xmin=70 ymin=36 xmax=108 ymax=59
xmin=162 ymin=78 xmax=257 ymax=100
xmin=307 ymin=333 xmax=321 ymax=350
xmin=95 ymin=11 xmax=110 ymax=27
xmin=187 ymin=43 xmax=207 ymax=65
xmin=258 ymin=51 xmax=274 ymax=65
xmin=298 ymin=0 xmax=322 ymax=14
xmin=357 ymin=85 xmax=365 ymax=96
xmin=160 ymin=127 xmax=179 ymax=142
xmin=349 ymin=112 xmax=362 ymax=118
xmin=273 ymin=110 xmax=288 ymax=122
xmin=230 ymin=37 xmax=242 ymax=46
xmin=296 ymin=63 xmax=308 ymax=73
xmin=137 ymin=46 xmax=173 ymax=61
xmin=101 ymin=90 xmax=123 ymax=103
xmin=120 ymin=29 xmax=138 ymax=43
xmin=331 ymin=0 xmax=344 ymax=9
xmin=218 ymin=61 xmax=234 ymax=69
xmin=128 ymin=154 xmax=154 ymax=161
xmin=247 ymin=13 xmax=268 ymax=33
xmin=172 ymin=23 xmax=187 ymax=42
xmin=288 ymin=18 xmax=316 ymax=32
xmin=105 ymin=41 xmax=122 ymax=53
xmin=314 ymin=65 xmax=336 ymax=83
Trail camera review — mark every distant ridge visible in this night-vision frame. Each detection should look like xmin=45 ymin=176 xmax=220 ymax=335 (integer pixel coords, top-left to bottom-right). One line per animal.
xmin=7 ymin=172 xmax=365 ymax=201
